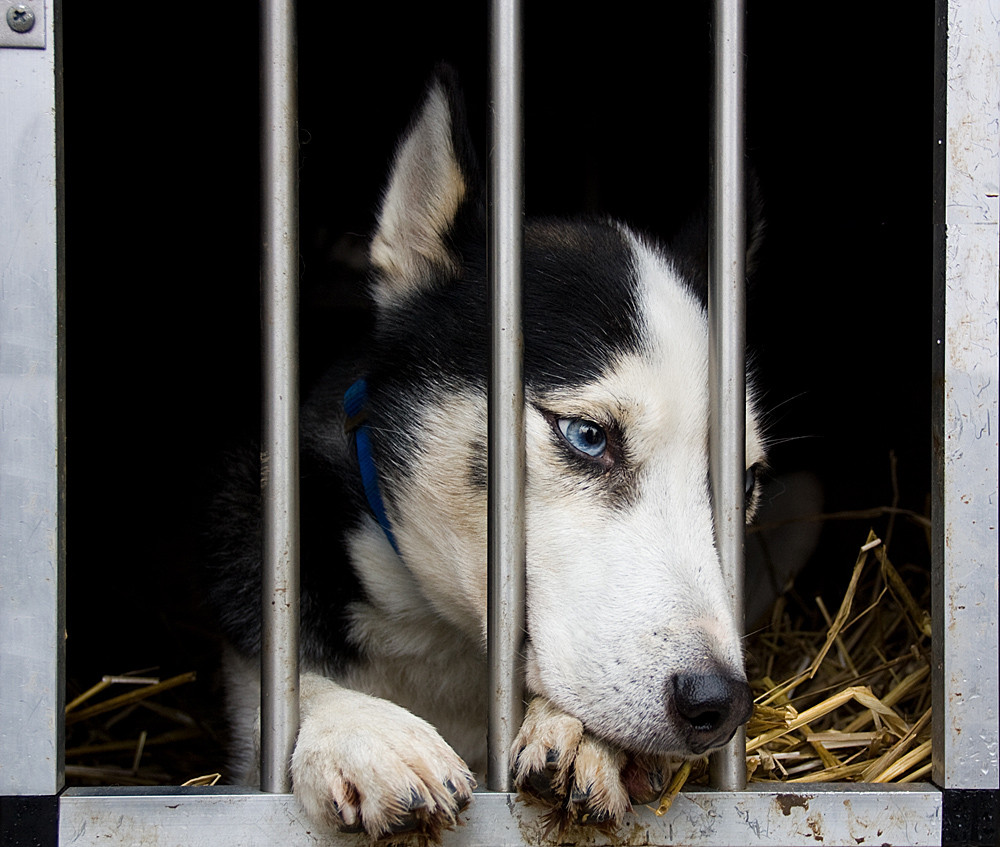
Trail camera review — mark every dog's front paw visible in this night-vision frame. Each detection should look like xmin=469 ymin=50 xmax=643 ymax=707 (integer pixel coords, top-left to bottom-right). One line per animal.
xmin=511 ymin=698 xmax=667 ymax=830
xmin=292 ymin=684 xmax=475 ymax=840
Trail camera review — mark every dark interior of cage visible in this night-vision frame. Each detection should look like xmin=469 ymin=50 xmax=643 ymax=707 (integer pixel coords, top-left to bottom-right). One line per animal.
xmin=62 ymin=5 xmax=933 ymax=786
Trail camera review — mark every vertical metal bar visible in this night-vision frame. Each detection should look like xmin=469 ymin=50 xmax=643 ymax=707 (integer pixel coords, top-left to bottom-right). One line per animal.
xmin=487 ymin=0 xmax=526 ymax=793
xmin=0 ymin=0 xmax=65 ymax=798
xmin=259 ymin=0 xmax=300 ymax=795
xmin=707 ymin=0 xmax=747 ymax=791
xmin=931 ymin=0 xmax=999 ymax=791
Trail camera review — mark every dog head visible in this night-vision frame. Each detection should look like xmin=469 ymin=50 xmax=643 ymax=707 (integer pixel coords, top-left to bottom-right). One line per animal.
xmin=363 ymin=66 xmax=764 ymax=758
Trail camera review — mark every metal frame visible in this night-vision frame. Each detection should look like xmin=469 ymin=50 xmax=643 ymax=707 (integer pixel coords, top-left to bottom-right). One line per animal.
xmin=259 ymin=0 xmax=301 ymax=796
xmin=1 ymin=1 xmax=996 ymax=845
xmin=486 ymin=0 xmax=527 ymax=793
xmin=59 ymin=784 xmax=942 ymax=847
xmin=0 ymin=0 xmax=64 ymax=801
xmin=930 ymin=0 xmax=999 ymax=796
xmin=707 ymin=0 xmax=748 ymax=792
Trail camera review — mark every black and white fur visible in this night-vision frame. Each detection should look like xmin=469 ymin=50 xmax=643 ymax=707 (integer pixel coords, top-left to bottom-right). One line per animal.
xmin=208 ymin=66 xmax=765 ymax=840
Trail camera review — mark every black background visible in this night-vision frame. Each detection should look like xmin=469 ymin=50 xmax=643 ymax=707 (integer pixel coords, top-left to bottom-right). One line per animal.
xmin=62 ymin=4 xmax=933 ymax=776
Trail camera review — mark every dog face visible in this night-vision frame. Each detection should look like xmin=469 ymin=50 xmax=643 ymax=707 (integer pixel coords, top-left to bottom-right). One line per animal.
xmin=519 ymin=231 xmax=765 ymax=756
xmin=364 ymin=68 xmax=762 ymax=760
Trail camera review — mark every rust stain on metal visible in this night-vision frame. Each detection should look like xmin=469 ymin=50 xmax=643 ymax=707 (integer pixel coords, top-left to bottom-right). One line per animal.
xmin=774 ymin=793 xmax=811 ymax=817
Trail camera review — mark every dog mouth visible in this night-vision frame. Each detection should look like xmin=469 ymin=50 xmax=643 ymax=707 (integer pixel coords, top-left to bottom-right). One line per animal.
xmin=574 ymin=669 xmax=754 ymax=759
xmin=524 ymin=641 xmax=753 ymax=758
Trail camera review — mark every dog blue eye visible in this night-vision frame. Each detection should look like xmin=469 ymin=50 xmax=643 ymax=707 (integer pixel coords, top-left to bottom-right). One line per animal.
xmin=557 ymin=417 xmax=607 ymax=458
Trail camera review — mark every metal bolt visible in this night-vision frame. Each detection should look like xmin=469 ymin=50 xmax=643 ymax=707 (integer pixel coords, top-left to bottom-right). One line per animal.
xmin=6 ymin=4 xmax=35 ymax=33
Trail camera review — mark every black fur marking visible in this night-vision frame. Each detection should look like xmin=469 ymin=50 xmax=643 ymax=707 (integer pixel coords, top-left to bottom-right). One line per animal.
xmin=207 ymin=65 xmax=708 ymax=737
xmin=367 ymin=219 xmax=647 ymax=483
xmin=205 ymin=443 xmax=366 ymax=670
xmin=467 ymin=439 xmax=487 ymax=491
xmin=362 ymin=67 xmax=655 ymax=490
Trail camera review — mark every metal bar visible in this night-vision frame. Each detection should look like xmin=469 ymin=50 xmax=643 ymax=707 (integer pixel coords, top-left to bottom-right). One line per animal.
xmin=931 ymin=0 xmax=999 ymax=791
xmin=259 ymin=0 xmax=300 ymax=795
xmin=707 ymin=0 xmax=747 ymax=791
xmin=0 ymin=0 xmax=65 ymax=797
xmin=486 ymin=0 xmax=526 ymax=793
xmin=60 ymin=785 xmax=943 ymax=847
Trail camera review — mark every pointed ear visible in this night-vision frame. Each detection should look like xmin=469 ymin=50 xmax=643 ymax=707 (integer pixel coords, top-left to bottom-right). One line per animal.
xmin=666 ymin=170 xmax=766 ymax=295
xmin=743 ymin=169 xmax=766 ymax=281
xmin=369 ymin=66 xmax=480 ymax=306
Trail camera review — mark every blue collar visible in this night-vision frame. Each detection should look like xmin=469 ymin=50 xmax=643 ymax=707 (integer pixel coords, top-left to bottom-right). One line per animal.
xmin=344 ymin=379 xmax=401 ymax=555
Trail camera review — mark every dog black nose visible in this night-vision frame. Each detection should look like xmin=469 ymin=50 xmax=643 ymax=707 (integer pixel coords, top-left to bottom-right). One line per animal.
xmin=669 ymin=671 xmax=753 ymax=754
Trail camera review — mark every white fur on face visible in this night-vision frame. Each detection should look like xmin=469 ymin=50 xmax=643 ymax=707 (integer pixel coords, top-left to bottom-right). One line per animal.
xmin=383 ymin=390 xmax=490 ymax=640
xmin=521 ymin=232 xmax=765 ymax=755
xmin=381 ymin=228 xmax=765 ymax=758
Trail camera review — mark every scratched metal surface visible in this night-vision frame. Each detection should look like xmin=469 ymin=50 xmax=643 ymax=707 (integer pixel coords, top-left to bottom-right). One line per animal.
xmin=0 ymin=0 xmax=64 ymax=798
xmin=60 ymin=785 xmax=941 ymax=847
xmin=931 ymin=0 xmax=1000 ymax=791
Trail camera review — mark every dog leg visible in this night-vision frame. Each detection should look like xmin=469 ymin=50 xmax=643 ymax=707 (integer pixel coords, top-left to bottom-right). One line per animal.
xmin=511 ymin=697 xmax=668 ymax=827
xmin=292 ymin=672 xmax=476 ymax=839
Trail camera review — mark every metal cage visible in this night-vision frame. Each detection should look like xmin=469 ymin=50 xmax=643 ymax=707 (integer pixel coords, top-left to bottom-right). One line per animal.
xmin=1 ymin=1 xmax=996 ymax=845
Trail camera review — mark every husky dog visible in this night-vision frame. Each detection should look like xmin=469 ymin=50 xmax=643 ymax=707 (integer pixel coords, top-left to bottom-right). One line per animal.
xmin=208 ymin=65 xmax=765 ymax=840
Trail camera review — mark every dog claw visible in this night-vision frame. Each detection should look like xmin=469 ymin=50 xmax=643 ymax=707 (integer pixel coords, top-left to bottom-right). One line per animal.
xmin=525 ymin=772 xmax=559 ymax=802
xmin=386 ymin=808 xmax=423 ymax=834
xmin=513 ymin=699 xmax=641 ymax=828
xmin=329 ymin=799 xmax=363 ymax=833
xmin=568 ymin=783 xmax=613 ymax=825
xmin=383 ymin=788 xmax=435 ymax=835
xmin=575 ymin=806 xmax=612 ymax=825
xmin=335 ymin=819 xmax=365 ymax=834
xmin=568 ymin=785 xmax=592 ymax=814
xmin=445 ymin=779 xmax=472 ymax=813
xmin=522 ymin=748 xmax=562 ymax=801
xmin=290 ymin=680 xmax=476 ymax=840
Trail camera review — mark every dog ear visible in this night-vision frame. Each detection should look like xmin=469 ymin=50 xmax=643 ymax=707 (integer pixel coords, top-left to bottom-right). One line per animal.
xmin=743 ymin=169 xmax=766 ymax=282
xmin=667 ymin=170 xmax=766 ymax=297
xmin=369 ymin=66 xmax=481 ymax=307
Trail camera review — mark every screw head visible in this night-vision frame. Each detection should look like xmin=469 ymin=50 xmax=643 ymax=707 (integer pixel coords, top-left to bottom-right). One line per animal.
xmin=6 ymin=4 xmax=35 ymax=33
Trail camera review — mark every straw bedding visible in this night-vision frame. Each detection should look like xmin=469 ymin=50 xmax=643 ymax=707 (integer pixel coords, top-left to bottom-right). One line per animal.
xmin=655 ymin=515 xmax=933 ymax=813
xmin=67 ymin=520 xmax=933 ymax=798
